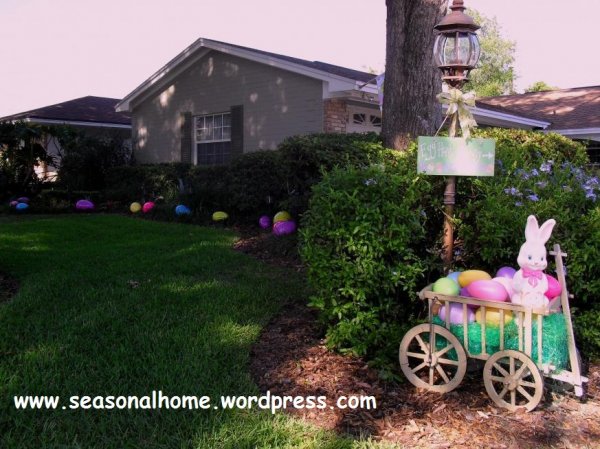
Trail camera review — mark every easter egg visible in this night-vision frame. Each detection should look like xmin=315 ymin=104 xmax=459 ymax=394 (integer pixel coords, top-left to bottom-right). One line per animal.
xmin=75 ymin=199 xmax=94 ymax=211
xmin=476 ymin=308 xmax=513 ymax=326
xmin=496 ymin=266 xmax=517 ymax=279
xmin=17 ymin=196 xmax=30 ymax=204
xmin=273 ymin=211 xmax=291 ymax=223
xmin=212 ymin=211 xmax=228 ymax=221
xmin=175 ymin=205 xmax=191 ymax=216
xmin=15 ymin=203 xmax=29 ymax=211
xmin=142 ymin=201 xmax=155 ymax=213
xmin=273 ymin=220 xmax=296 ymax=236
xmin=432 ymin=277 xmax=460 ymax=296
xmin=492 ymin=277 xmax=514 ymax=299
xmin=438 ymin=303 xmax=475 ymax=325
xmin=467 ymin=280 xmax=509 ymax=302
xmin=258 ymin=215 xmax=272 ymax=229
xmin=9 ymin=200 xmax=18 ymax=207
xmin=459 ymin=287 xmax=471 ymax=297
xmin=458 ymin=270 xmax=492 ymax=287
xmin=130 ymin=202 xmax=142 ymax=213
xmin=545 ymin=274 xmax=562 ymax=299
xmin=447 ymin=271 xmax=462 ymax=283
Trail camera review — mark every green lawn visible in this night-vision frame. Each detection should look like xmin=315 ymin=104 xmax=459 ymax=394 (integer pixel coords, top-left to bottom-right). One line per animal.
xmin=0 ymin=215 xmax=389 ymax=449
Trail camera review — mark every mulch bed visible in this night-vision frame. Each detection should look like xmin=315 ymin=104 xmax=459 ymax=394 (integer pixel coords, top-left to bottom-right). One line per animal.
xmin=238 ymin=230 xmax=600 ymax=449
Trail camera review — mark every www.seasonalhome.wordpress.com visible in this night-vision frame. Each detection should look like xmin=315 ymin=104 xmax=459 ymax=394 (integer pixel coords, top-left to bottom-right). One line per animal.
xmin=14 ymin=391 xmax=377 ymax=414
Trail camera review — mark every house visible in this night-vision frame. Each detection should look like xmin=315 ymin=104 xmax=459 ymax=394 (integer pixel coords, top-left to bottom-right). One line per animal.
xmin=0 ymin=96 xmax=131 ymax=179
xmin=116 ymin=38 xmax=552 ymax=166
xmin=478 ymin=86 xmax=600 ymax=164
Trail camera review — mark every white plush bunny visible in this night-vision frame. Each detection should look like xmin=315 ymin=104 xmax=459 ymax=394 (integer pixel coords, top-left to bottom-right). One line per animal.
xmin=511 ymin=215 xmax=556 ymax=309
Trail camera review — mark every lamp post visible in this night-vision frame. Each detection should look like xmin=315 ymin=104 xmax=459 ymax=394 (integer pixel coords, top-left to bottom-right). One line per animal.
xmin=433 ymin=0 xmax=481 ymax=269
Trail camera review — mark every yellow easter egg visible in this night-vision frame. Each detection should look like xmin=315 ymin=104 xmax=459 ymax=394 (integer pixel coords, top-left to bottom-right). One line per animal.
xmin=212 ymin=211 xmax=229 ymax=221
xmin=475 ymin=308 xmax=513 ymax=327
xmin=130 ymin=202 xmax=142 ymax=213
xmin=273 ymin=211 xmax=291 ymax=223
xmin=458 ymin=270 xmax=492 ymax=287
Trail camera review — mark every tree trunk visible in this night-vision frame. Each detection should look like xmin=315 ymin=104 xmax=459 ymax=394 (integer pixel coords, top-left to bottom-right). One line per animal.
xmin=382 ymin=0 xmax=448 ymax=150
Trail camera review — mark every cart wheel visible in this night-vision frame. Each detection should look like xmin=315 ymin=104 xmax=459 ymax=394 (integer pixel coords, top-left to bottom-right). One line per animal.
xmin=399 ymin=323 xmax=467 ymax=393
xmin=483 ymin=350 xmax=544 ymax=412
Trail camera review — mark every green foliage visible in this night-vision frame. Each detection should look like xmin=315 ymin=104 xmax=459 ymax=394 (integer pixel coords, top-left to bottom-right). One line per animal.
xmin=574 ymin=305 xmax=600 ymax=359
xmin=467 ymin=9 xmax=516 ymax=97
xmin=525 ymin=81 xmax=558 ymax=93
xmin=277 ymin=133 xmax=393 ymax=216
xmin=55 ymin=127 xmax=133 ymax=190
xmin=105 ymin=133 xmax=391 ymax=222
xmin=301 ymin=128 xmax=600 ymax=363
xmin=300 ymin=159 xmax=436 ymax=368
xmin=0 ymin=121 xmax=54 ymax=196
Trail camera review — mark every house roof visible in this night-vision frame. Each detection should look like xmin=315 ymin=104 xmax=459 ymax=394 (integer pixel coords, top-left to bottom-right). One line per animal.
xmin=116 ymin=38 xmax=378 ymax=112
xmin=479 ymin=85 xmax=600 ymax=132
xmin=1 ymin=96 xmax=131 ymax=128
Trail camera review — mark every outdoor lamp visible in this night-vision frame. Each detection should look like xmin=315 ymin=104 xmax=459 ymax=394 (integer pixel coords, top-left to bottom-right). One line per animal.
xmin=433 ymin=0 xmax=481 ymax=88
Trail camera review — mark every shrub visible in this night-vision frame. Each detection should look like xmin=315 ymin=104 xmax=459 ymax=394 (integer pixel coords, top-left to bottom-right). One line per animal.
xmin=300 ymin=158 xmax=436 ymax=369
xmin=301 ymin=128 xmax=600 ymax=365
xmin=56 ymin=127 xmax=133 ymax=191
xmin=105 ymin=164 xmax=186 ymax=203
xmin=277 ymin=132 xmax=392 ymax=216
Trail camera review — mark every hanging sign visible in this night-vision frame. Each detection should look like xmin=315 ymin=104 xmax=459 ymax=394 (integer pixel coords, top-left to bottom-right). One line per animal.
xmin=417 ymin=136 xmax=496 ymax=176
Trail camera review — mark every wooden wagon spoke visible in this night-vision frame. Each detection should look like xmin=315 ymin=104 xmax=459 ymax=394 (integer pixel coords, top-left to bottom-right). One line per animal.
xmin=434 ymin=343 xmax=455 ymax=358
xmin=517 ymin=386 xmax=534 ymax=402
xmin=519 ymin=380 xmax=537 ymax=389
xmin=436 ymin=365 xmax=451 ymax=384
xmin=510 ymin=390 xmax=516 ymax=406
xmin=411 ymin=361 xmax=428 ymax=374
xmin=406 ymin=351 xmax=428 ymax=360
xmin=514 ymin=363 xmax=530 ymax=380
xmin=438 ymin=357 xmax=460 ymax=366
xmin=489 ymin=375 xmax=505 ymax=383
xmin=429 ymin=366 xmax=435 ymax=385
xmin=492 ymin=362 xmax=510 ymax=377
xmin=498 ymin=386 xmax=508 ymax=400
xmin=415 ymin=334 xmax=429 ymax=353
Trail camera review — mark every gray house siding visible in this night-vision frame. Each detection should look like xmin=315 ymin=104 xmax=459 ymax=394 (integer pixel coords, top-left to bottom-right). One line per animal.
xmin=132 ymin=51 xmax=324 ymax=163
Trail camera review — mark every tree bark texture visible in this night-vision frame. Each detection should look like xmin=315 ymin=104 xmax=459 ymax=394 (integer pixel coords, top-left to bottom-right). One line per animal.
xmin=382 ymin=0 xmax=448 ymax=150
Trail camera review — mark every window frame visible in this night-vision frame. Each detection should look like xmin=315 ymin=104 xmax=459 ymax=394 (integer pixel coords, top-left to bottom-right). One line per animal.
xmin=193 ymin=111 xmax=232 ymax=165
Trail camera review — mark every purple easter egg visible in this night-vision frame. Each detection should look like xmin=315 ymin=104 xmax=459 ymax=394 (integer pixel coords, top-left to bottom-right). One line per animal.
xmin=9 ymin=200 xmax=18 ymax=207
xmin=76 ymin=200 xmax=94 ymax=211
xmin=259 ymin=215 xmax=272 ymax=229
xmin=273 ymin=220 xmax=296 ymax=236
xmin=496 ymin=266 xmax=517 ymax=279
xmin=438 ymin=303 xmax=475 ymax=325
xmin=17 ymin=196 xmax=30 ymax=204
xmin=459 ymin=287 xmax=471 ymax=297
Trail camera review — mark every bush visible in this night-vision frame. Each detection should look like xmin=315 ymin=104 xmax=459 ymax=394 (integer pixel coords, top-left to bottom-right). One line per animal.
xmin=300 ymin=158 xmax=436 ymax=370
xmin=56 ymin=127 xmax=133 ymax=191
xmin=105 ymin=164 xmax=187 ymax=203
xmin=301 ymin=128 xmax=600 ymax=366
xmin=277 ymin=132 xmax=393 ymax=216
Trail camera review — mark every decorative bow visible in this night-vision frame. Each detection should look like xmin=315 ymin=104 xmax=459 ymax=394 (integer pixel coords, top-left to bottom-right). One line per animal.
xmin=437 ymin=88 xmax=478 ymax=139
xmin=522 ymin=268 xmax=544 ymax=287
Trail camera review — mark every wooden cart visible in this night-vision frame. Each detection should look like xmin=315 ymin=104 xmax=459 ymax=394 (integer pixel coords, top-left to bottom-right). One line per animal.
xmin=399 ymin=244 xmax=588 ymax=411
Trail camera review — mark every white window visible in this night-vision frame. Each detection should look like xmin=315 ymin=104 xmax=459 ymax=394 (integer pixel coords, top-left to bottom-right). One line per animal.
xmin=195 ymin=112 xmax=231 ymax=165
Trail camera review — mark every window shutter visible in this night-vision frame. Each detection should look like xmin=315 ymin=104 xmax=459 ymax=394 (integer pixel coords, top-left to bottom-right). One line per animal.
xmin=180 ymin=112 xmax=192 ymax=163
xmin=230 ymin=105 xmax=244 ymax=159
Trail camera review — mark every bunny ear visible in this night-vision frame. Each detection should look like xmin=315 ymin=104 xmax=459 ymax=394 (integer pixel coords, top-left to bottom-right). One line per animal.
xmin=525 ymin=215 xmax=539 ymax=241
xmin=538 ymin=219 xmax=556 ymax=243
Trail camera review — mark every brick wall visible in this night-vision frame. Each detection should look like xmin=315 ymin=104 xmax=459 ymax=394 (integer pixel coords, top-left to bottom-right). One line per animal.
xmin=323 ymin=99 xmax=347 ymax=133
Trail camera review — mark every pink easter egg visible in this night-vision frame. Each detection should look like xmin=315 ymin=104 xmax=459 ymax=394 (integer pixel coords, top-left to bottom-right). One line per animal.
xmin=9 ymin=200 xmax=18 ymax=207
xmin=545 ymin=274 xmax=562 ymax=299
xmin=492 ymin=276 xmax=514 ymax=299
xmin=142 ymin=201 xmax=155 ymax=213
xmin=438 ymin=303 xmax=475 ymax=325
xmin=467 ymin=280 xmax=509 ymax=302
xmin=496 ymin=266 xmax=517 ymax=279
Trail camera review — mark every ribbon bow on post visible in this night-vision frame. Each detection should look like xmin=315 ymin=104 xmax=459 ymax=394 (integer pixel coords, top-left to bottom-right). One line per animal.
xmin=436 ymin=88 xmax=478 ymax=139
